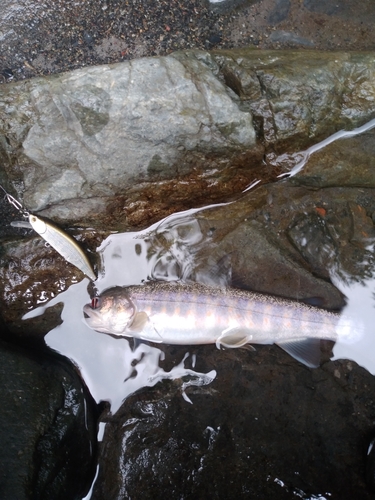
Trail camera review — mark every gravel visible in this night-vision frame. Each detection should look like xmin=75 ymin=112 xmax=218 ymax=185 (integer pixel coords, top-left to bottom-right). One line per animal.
xmin=2 ymin=0 xmax=375 ymax=83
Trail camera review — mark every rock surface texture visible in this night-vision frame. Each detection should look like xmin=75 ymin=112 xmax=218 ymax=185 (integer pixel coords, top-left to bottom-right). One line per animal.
xmin=91 ymin=351 xmax=375 ymax=500
xmin=0 ymin=338 xmax=97 ymax=500
xmin=2 ymin=50 xmax=375 ymax=228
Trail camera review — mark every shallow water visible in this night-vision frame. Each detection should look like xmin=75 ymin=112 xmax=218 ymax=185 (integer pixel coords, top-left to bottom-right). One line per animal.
xmin=24 ymin=196 xmax=375 ymax=403
xmin=21 ymin=117 xmax=375 ymax=499
xmin=24 ymin=204 xmax=230 ymax=412
xmin=24 ymin=118 xmax=375 ymax=390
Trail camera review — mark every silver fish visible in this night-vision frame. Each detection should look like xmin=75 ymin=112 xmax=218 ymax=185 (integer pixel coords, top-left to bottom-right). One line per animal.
xmin=28 ymin=214 xmax=96 ymax=281
xmin=83 ymin=282 xmax=361 ymax=367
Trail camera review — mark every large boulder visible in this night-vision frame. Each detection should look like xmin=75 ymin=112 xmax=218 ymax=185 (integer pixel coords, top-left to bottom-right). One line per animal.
xmin=91 ymin=347 xmax=375 ymax=500
xmin=1 ymin=50 xmax=375 ymax=226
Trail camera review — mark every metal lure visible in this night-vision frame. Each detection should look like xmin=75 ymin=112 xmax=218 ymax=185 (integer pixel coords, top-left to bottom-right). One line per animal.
xmin=1 ymin=183 xmax=96 ymax=281
xmin=28 ymin=214 xmax=96 ymax=281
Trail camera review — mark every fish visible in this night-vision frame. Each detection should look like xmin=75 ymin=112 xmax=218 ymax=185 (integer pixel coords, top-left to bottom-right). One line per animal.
xmin=28 ymin=214 xmax=96 ymax=281
xmin=83 ymin=281 xmax=362 ymax=367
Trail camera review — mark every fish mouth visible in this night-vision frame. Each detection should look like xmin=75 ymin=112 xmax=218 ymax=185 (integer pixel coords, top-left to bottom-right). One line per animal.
xmin=83 ymin=303 xmax=129 ymax=335
xmin=83 ymin=303 xmax=95 ymax=318
xmin=83 ymin=304 xmax=107 ymax=332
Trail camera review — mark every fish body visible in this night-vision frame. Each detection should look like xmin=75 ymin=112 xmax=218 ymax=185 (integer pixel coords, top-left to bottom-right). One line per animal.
xmin=29 ymin=214 xmax=96 ymax=281
xmin=83 ymin=282 xmax=361 ymax=367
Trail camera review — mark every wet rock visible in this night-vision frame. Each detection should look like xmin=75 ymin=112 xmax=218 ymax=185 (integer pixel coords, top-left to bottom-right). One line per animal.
xmin=0 ymin=339 xmax=97 ymax=500
xmin=288 ymin=212 xmax=338 ymax=277
xmin=0 ymin=230 xmax=100 ymax=326
xmin=193 ymin=180 xmax=375 ymax=305
xmin=203 ymin=217 xmax=344 ymax=308
xmin=285 ymin=195 xmax=375 ymax=285
xmin=2 ymin=51 xmax=375 ymax=226
xmin=211 ymin=50 xmax=375 ymax=151
xmin=291 ymin=128 xmax=375 ymax=189
xmin=0 ymin=51 xmax=255 ymax=221
xmin=91 ymin=347 xmax=375 ymax=499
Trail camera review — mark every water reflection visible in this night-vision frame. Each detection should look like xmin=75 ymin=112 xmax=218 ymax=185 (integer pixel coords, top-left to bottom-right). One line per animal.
xmin=96 ymin=203 xmax=231 ymax=293
xmin=22 ymin=118 xmax=375 ymax=413
xmin=23 ymin=196 xmax=375 ymax=414
xmin=332 ymin=273 xmax=375 ymax=371
xmin=24 ymin=205 xmax=231 ymax=414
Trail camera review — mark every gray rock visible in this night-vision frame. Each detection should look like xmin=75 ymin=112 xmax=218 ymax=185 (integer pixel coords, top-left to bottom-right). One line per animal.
xmin=211 ymin=50 xmax=375 ymax=149
xmin=0 ymin=339 xmax=97 ymax=500
xmin=0 ymin=52 xmax=255 ymax=216
xmin=2 ymin=50 xmax=375 ymax=226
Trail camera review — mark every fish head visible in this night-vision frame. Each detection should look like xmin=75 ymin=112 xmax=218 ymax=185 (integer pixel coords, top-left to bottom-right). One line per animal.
xmin=83 ymin=287 xmax=136 ymax=336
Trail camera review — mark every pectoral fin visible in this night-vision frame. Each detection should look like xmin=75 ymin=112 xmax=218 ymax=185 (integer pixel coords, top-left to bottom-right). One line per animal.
xmin=128 ymin=311 xmax=149 ymax=333
xmin=276 ymin=338 xmax=322 ymax=368
xmin=129 ymin=312 xmax=164 ymax=343
xmin=216 ymin=328 xmax=254 ymax=350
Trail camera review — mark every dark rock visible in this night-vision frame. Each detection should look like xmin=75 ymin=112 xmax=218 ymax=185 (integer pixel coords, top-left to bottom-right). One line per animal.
xmin=207 ymin=33 xmax=222 ymax=46
xmin=83 ymin=32 xmax=94 ymax=46
xmin=1 ymin=68 xmax=14 ymax=80
xmin=91 ymin=348 xmax=375 ymax=499
xmin=0 ymin=339 xmax=97 ymax=500
xmin=204 ymin=216 xmax=344 ymax=307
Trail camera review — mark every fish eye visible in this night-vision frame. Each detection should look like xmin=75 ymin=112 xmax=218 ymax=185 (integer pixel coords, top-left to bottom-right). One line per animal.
xmin=91 ymin=297 xmax=100 ymax=309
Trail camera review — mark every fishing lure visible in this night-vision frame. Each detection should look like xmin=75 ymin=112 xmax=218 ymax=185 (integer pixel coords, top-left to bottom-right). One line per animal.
xmin=1 ymin=184 xmax=96 ymax=281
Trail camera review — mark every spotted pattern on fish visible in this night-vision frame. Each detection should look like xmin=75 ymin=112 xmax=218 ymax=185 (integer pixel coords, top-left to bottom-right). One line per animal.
xmin=83 ymin=281 xmax=361 ymax=367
